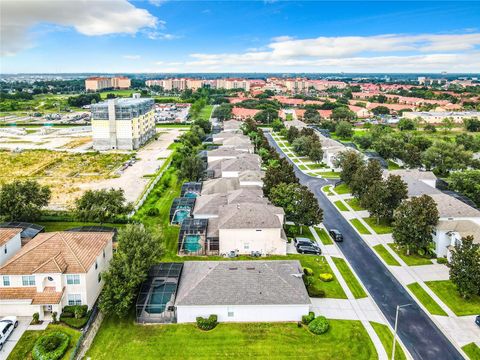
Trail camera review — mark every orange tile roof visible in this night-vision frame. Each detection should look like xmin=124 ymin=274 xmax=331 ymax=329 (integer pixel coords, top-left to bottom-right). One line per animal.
xmin=0 ymin=228 xmax=21 ymax=247
xmin=0 ymin=286 xmax=64 ymax=304
xmin=0 ymin=232 xmax=113 ymax=275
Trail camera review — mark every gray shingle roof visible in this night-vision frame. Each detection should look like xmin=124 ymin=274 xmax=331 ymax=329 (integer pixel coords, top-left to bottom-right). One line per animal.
xmin=430 ymin=194 xmax=480 ymax=218
xmin=207 ymin=147 xmax=245 ymax=158
xmin=223 ymin=120 xmax=243 ymax=131
xmin=201 ymin=178 xmax=241 ymax=195
xmin=387 ymin=169 xmax=437 ymax=181
xmin=437 ymin=220 xmax=480 ymax=244
xmin=218 ymin=203 xmax=283 ymax=229
xmin=239 ymin=170 xmax=265 ymax=182
xmin=175 ymin=260 xmax=311 ymax=306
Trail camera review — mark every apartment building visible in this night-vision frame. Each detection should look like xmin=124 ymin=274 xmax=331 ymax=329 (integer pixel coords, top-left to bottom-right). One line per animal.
xmin=0 ymin=231 xmax=114 ymax=320
xmin=403 ymin=111 xmax=480 ymax=124
xmin=91 ymin=94 xmax=156 ymax=150
xmin=85 ymin=76 xmax=131 ymax=91
xmin=215 ymin=78 xmax=250 ymax=91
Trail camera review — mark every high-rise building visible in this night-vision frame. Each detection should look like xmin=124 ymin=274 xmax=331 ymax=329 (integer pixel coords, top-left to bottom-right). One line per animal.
xmin=91 ymin=94 xmax=155 ymax=150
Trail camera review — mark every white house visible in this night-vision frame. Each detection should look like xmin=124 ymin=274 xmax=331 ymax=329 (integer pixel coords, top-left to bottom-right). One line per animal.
xmin=0 ymin=231 xmax=114 ymax=320
xmin=216 ymin=203 xmax=286 ymax=256
xmin=174 ymin=260 xmax=310 ymax=323
xmin=0 ymin=228 xmax=22 ymax=267
xmin=207 ymin=147 xmax=245 ymax=165
xmin=433 ymin=220 xmax=480 ymax=260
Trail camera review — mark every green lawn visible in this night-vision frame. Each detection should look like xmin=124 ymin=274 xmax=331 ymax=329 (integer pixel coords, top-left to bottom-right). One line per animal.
xmin=372 ymin=244 xmax=401 ymax=266
xmin=345 ymin=198 xmax=364 ymax=211
xmin=314 ymin=227 xmax=334 ymax=245
xmin=305 ymin=163 xmax=327 ymax=169
xmin=334 ymin=183 xmax=351 ymax=194
xmin=362 ymin=217 xmax=393 ymax=234
xmin=7 ymin=324 xmax=81 ymax=360
xmin=197 ymin=105 xmax=214 ymax=121
xmin=387 ymin=244 xmax=433 ymax=266
xmin=87 ymin=317 xmax=377 ymax=360
xmin=425 ymin=280 xmax=480 ymax=316
xmin=334 ymin=200 xmax=349 ymax=211
xmin=462 ymin=342 xmax=480 ymax=360
xmin=407 ymin=283 xmax=448 ymax=316
xmin=332 ymin=257 xmax=367 ymax=299
xmin=37 ymin=221 xmax=125 ymax=232
xmin=298 ymin=165 xmax=308 ymax=170
xmin=323 ymin=185 xmax=334 ymax=196
xmin=156 ymin=124 xmax=190 ymax=128
xmin=318 ymin=171 xmax=340 ymax=178
xmin=370 ymin=322 xmax=407 ymax=360
xmin=350 ymin=219 xmax=371 ymax=235
xmin=387 ymin=160 xmax=402 ymax=170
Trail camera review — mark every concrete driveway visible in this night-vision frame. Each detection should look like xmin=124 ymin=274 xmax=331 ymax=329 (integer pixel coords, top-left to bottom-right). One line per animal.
xmin=0 ymin=317 xmax=30 ymax=360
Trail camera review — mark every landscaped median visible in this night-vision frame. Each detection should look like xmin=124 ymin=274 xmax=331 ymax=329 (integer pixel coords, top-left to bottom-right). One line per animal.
xmin=331 ymin=257 xmax=367 ymax=299
xmin=406 ymin=283 xmax=448 ymax=316
xmin=362 ymin=217 xmax=393 ymax=234
xmin=462 ymin=342 xmax=480 ymax=360
xmin=372 ymin=244 xmax=401 ymax=266
xmin=313 ymin=227 xmax=334 ymax=245
xmin=349 ymin=219 xmax=372 ymax=235
xmin=334 ymin=200 xmax=349 ymax=211
xmin=387 ymin=244 xmax=433 ymax=266
xmin=370 ymin=322 xmax=407 ymax=360
xmin=86 ymin=316 xmax=378 ymax=359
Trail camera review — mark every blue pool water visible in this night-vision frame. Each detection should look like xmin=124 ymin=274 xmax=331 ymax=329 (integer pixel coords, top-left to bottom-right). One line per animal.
xmin=146 ymin=282 xmax=177 ymax=314
xmin=173 ymin=209 xmax=190 ymax=224
xmin=184 ymin=235 xmax=202 ymax=253
xmin=184 ymin=192 xmax=198 ymax=198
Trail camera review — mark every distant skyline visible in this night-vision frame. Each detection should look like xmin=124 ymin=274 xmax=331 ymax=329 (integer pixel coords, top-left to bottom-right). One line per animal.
xmin=1 ymin=1 xmax=480 ymax=74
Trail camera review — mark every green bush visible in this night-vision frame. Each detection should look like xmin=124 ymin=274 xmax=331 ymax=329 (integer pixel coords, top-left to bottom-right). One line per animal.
xmin=308 ymin=316 xmax=330 ymax=335
xmin=52 ymin=312 xmax=58 ymax=324
xmin=302 ymin=274 xmax=314 ymax=288
xmin=32 ymin=331 xmax=70 ymax=360
xmin=62 ymin=305 xmax=87 ymax=318
xmin=302 ymin=312 xmax=315 ymax=325
xmin=436 ymin=257 xmax=448 ymax=264
xmin=147 ymin=207 xmax=160 ymax=216
xmin=32 ymin=312 xmax=40 ymax=324
xmin=319 ymin=273 xmax=334 ymax=282
xmin=303 ymin=267 xmax=314 ymax=276
xmin=60 ymin=312 xmax=90 ymax=329
xmin=307 ymin=284 xmax=326 ymax=298
xmin=196 ymin=315 xmax=218 ymax=331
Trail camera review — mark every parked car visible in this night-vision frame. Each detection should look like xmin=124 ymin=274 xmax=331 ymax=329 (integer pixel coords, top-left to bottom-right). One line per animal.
xmin=0 ymin=316 xmax=18 ymax=351
xmin=475 ymin=315 xmax=480 ymax=327
xmin=329 ymin=229 xmax=344 ymax=242
xmin=294 ymin=237 xmax=320 ymax=249
xmin=297 ymin=245 xmax=322 ymax=255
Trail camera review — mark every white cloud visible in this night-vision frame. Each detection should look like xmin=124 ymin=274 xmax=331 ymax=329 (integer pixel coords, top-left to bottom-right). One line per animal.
xmin=149 ymin=0 xmax=167 ymax=7
xmin=1 ymin=0 xmax=159 ymax=56
xmin=123 ymin=55 xmax=141 ymax=60
xmin=146 ymin=32 xmax=180 ymax=40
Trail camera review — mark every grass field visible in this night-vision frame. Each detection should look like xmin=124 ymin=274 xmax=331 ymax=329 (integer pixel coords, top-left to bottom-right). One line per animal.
xmin=316 ymin=171 xmax=341 ymax=178
xmin=0 ymin=149 xmax=131 ymax=205
xmin=334 ymin=200 xmax=349 ymax=211
xmin=197 ymin=105 xmax=214 ymax=121
xmin=372 ymin=244 xmax=401 ymax=266
xmin=323 ymin=185 xmax=334 ymax=196
xmin=363 ymin=217 xmax=393 ymax=234
xmin=332 ymin=257 xmax=367 ymax=299
xmin=370 ymin=322 xmax=407 ymax=360
xmin=314 ymin=227 xmax=334 ymax=245
xmin=387 ymin=244 xmax=433 ymax=266
xmin=407 ymin=283 xmax=448 ymax=316
xmin=345 ymin=198 xmax=364 ymax=211
xmin=334 ymin=183 xmax=351 ymax=194
xmin=462 ymin=342 xmax=480 ymax=360
xmin=7 ymin=324 xmax=81 ymax=360
xmin=425 ymin=280 xmax=480 ymax=316
xmin=350 ymin=219 xmax=371 ymax=235
xmin=87 ymin=317 xmax=377 ymax=360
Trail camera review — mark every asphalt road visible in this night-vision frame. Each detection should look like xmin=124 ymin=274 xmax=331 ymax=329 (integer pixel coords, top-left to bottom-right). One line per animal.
xmin=265 ymin=132 xmax=463 ymax=360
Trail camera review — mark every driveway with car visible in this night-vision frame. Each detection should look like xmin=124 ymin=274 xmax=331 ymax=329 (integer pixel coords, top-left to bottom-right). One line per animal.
xmin=0 ymin=317 xmax=29 ymax=359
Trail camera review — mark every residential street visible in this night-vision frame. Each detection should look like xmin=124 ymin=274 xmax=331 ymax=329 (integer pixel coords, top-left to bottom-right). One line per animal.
xmin=266 ymin=132 xmax=464 ymax=360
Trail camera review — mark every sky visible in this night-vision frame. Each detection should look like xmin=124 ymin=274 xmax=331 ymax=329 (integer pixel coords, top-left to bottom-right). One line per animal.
xmin=1 ymin=0 xmax=480 ymax=74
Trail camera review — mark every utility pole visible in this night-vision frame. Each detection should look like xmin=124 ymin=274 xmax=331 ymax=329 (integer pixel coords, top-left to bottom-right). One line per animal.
xmin=392 ymin=303 xmax=412 ymax=359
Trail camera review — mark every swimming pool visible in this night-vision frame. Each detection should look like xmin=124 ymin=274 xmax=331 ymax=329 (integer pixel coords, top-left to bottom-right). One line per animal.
xmin=184 ymin=192 xmax=198 ymax=198
xmin=172 ymin=209 xmax=190 ymax=224
xmin=184 ymin=235 xmax=202 ymax=253
xmin=146 ymin=281 xmax=177 ymax=314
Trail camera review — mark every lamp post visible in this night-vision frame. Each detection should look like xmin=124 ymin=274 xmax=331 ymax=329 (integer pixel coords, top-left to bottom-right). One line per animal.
xmin=392 ymin=303 xmax=412 ymax=360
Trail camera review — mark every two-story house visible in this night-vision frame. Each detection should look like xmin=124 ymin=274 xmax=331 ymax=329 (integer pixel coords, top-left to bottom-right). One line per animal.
xmin=0 ymin=231 xmax=114 ymax=320
xmin=0 ymin=228 xmax=22 ymax=267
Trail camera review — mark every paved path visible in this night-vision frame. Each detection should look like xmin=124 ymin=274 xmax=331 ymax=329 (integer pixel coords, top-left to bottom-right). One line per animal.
xmin=266 ymin=131 xmax=464 ymax=360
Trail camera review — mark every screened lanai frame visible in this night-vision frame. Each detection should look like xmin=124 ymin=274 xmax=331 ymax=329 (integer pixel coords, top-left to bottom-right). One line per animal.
xmin=169 ymin=197 xmax=196 ymax=224
xmin=178 ymin=218 xmax=208 ymax=255
xmin=136 ymin=263 xmax=183 ymax=323
xmin=180 ymin=182 xmax=202 ymax=197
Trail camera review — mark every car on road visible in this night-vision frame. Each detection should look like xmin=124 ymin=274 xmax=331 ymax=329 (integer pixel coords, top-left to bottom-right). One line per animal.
xmin=475 ymin=315 xmax=480 ymax=327
xmin=294 ymin=237 xmax=320 ymax=249
xmin=329 ymin=229 xmax=344 ymax=242
xmin=0 ymin=316 xmax=18 ymax=351
xmin=297 ymin=245 xmax=322 ymax=255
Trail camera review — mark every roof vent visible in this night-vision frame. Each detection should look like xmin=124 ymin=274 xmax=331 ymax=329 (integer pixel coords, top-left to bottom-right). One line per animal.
xmin=246 ymin=267 xmax=255 ymax=270
xmin=228 ymin=267 xmax=238 ymax=270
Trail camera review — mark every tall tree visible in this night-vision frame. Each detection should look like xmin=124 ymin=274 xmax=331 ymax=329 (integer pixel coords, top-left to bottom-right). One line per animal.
xmin=99 ymin=224 xmax=162 ymax=317
xmin=263 ymin=158 xmax=298 ymax=196
xmin=335 ymin=121 xmax=353 ymax=139
xmin=423 ymin=141 xmax=472 ymax=176
xmin=392 ymin=195 xmax=439 ymax=255
xmin=448 ymin=170 xmax=480 ymax=208
xmin=334 ymin=150 xmax=364 ymax=185
xmin=286 ymin=126 xmax=300 ymax=143
xmin=75 ymin=188 xmax=132 ymax=223
xmin=448 ymin=236 xmax=480 ymax=299
xmin=180 ymin=154 xmax=205 ymax=181
xmin=350 ymin=160 xmax=383 ymax=200
xmin=0 ymin=180 xmax=51 ymax=221
xmin=308 ymin=141 xmax=323 ymax=163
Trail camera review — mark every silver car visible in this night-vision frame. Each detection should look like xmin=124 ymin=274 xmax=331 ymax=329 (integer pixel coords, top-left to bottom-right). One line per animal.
xmin=0 ymin=316 xmax=18 ymax=351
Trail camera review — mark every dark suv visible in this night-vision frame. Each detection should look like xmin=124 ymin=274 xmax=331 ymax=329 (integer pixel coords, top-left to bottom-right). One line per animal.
xmin=329 ymin=229 xmax=344 ymax=242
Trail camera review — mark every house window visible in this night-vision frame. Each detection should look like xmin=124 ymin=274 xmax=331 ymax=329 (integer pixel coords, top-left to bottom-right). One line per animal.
xmin=95 ymin=261 xmax=98 ymax=270
xmin=228 ymin=311 xmax=234 ymax=317
xmin=4 ymin=245 xmax=6 ymax=254
xmin=66 ymin=275 xmax=80 ymax=285
xmin=98 ymin=274 xmax=102 ymax=283
xmin=103 ymin=249 xmax=106 ymax=258
xmin=47 ymin=276 xmax=54 ymax=281
xmin=244 ymin=243 xmax=249 ymax=250
xmin=3 ymin=275 xmax=10 ymax=286
xmin=67 ymin=294 xmax=82 ymax=306
xmin=22 ymin=275 xmax=35 ymax=286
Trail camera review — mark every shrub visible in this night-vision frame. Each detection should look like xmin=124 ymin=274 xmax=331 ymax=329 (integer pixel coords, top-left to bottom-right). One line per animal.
xmin=196 ymin=315 xmax=218 ymax=331
xmin=302 ymin=312 xmax=315 ymax=325
xmin=436 ymin=257 xmax=448 ymax=265
xmin=52 ymin=312 xmax=58 ymax=324
xmin=32 ymin=312 xmax=40 ymax=325
xmin=62 ymin=305 xmax=87 ymax=318
xmin=308 ymin=316 xmax=330 ymax=335
xmin=32 ymin=331 xmax=70 ymax=360
xmin=302 ymin=274 xmax=314 ymax=288
xmin=319 ymin=273 xmax=333 ymax=282
xmin=303 ymin=267 xmax=314 ymax=276
xmin=307 ymin=284 xmax=326 ymax=298
xmin=147 ymin=207 xmax=159 ymax=216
